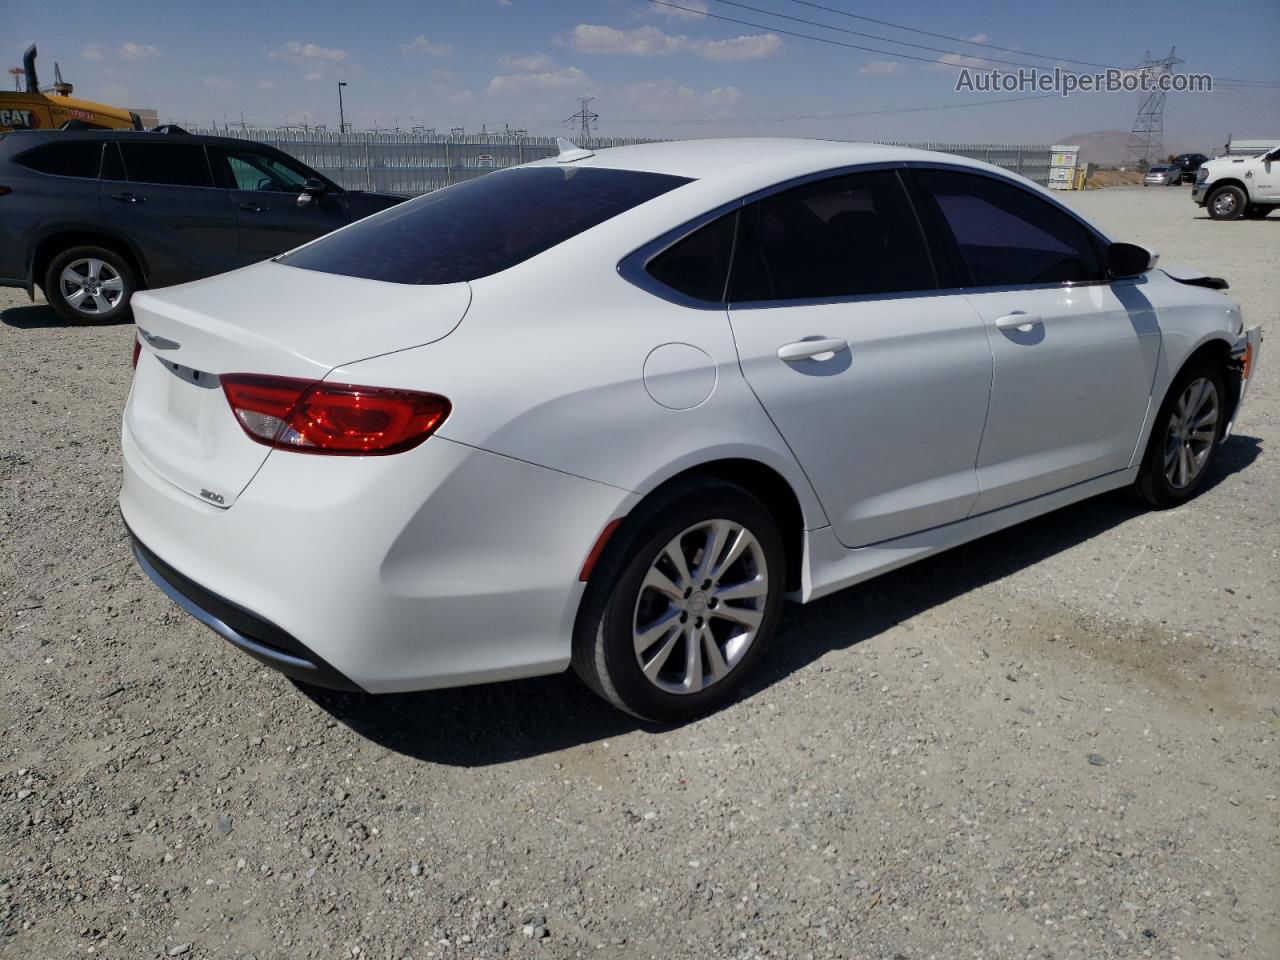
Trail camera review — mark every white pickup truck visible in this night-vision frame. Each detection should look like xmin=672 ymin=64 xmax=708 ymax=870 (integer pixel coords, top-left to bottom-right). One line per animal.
xmin=1193 ymin=144 xmax=1280 ymax=220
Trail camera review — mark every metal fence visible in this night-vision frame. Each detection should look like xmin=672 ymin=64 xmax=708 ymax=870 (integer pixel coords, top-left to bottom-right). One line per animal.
xmin=192 ymin=129 xmax=1055 ymax=193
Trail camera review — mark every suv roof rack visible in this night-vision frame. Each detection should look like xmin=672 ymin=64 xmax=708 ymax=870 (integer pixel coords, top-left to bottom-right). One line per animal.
xmin=154 ymin=124 xmax=189 ymax=135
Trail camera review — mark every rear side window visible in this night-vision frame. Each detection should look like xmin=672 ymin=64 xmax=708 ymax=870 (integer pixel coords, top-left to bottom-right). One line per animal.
xmin=280 ymin=166 xmax=690 ymax=285
xmin=646 ymin=211 xmax=738 ymax=302
xmin=14 ymin=141 xmax=102 ymax=179
xmin=729 ymin=169 xmax=936 ymax=302
xmin=118 ymin=142 xmax=213 ymax=188
xmin=914 ymin=169 xmax=1104 ymax=287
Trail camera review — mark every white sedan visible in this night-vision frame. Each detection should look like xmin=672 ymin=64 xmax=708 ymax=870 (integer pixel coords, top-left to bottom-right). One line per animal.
xmin=120 ymin=138 xmax=1262 ymax=722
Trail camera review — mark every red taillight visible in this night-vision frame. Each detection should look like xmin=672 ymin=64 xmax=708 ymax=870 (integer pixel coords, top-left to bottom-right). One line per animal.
xmin=221 ymin=374 xmax=450 ymax=455
xmin=0 ymin=186 xmax=11 ymax=197
xmin=131 ymin=337 xmax=141 ymax=369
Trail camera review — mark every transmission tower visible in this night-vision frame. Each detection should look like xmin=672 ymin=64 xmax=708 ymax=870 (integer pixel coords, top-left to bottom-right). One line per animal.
xmin=1124 ymin=48 xmax=1184 ymax=167
xmin=563 ymin=97 xmax=599 ymax=142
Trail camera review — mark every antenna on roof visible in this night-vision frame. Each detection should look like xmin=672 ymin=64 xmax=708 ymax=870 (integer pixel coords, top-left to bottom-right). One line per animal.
xmin=555 ymin=137 xmax=594 ymax=163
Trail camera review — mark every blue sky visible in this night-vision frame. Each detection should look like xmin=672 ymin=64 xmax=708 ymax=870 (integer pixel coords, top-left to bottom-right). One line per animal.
xmin=9 ymin=0 xmax=1279 ymax=150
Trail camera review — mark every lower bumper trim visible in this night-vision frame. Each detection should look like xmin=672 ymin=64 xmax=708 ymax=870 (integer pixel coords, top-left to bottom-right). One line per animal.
xmin=128 ymin=529 xmax=363 ymax=692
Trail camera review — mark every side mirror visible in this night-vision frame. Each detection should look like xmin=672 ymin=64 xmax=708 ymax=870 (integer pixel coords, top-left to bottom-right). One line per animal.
xmin=297 ymin=177 xmax=327 ymax=205
xmin=1106 ymin=241 xmax=1158 ymax=279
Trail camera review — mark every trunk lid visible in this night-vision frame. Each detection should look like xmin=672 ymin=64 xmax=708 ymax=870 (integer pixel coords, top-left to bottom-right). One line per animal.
xmin=125 ymin=261 xmax=470 ymax=507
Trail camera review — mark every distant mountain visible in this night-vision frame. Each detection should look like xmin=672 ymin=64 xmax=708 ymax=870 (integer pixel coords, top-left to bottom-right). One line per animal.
xmin=1058 ymin=129 xmax=1209 ymax=167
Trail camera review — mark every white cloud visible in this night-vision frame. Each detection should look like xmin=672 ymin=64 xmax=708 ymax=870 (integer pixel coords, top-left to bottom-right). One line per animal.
xmin=82 ymin=43 xmax=106 ymax=61
xmin=859 ymin=60 xmax=901 ymax=76
xmin=569 ymin=24 xmax=780 ymax=61
xmin=269 ymin=41 xmax=347 ymax=64
xmin=203 ymin=76 xmax=235 ymax=89
xmin=119 ymin=41 xmax=160 ymax=61
xmin=256 ymin=79 xmax=275 ymax=89
xmin=487 ymin=65 xmax=592 ymax=96
xmin=304 ymin=71 xmax=323 ymax=81
xmin=447 ymin=89 xmax=475 ymax=105
xmin=623 ymin=79 xmax=741 ymax=115
xmin=499 ymin=52 xmax=553 ymax=71
xmin=930 ymin=34 xmax=991 ymax=71
xmin=699 ymin=33 xmax=781 ymax=61
xmin=400 ymin=35 xmax=451 ymax=57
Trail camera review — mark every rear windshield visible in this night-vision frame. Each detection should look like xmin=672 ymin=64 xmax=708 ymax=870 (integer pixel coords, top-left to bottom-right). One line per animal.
xmin=279 ymin=166 xmax=691 ymax=285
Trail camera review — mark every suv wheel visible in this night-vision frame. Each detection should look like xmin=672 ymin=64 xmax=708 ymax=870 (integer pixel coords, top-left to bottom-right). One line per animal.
xmin=44 ymin=245 xmax=137 ymax=324
xmin=1207 ymin=185 xmax=1247 ymax=221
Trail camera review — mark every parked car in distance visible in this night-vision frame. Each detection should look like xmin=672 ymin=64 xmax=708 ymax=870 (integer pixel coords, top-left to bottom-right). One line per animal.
xmin=0 ymin=128 xmax=407 ymax=323
xmin=1193 ymin=144 xmax=1280 ymax=220
xmin=120 ymin=138 xmax=1262 ymax=723
xmin=1143 ymin=164 xmax=1181 ymax=186
xmin=1171 ymin=153 xmax=1209 ymax=184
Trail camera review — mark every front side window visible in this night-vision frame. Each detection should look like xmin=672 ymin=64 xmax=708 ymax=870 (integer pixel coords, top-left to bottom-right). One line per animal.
xmin=15 ymin=141 xmax=102 ymax=179
xmin=914 ymin=168 xmax=1104 ymax=287
xmin=218 ymin=147 xmax=312 ymax=192
xmin=728 ymin=169 xmax=936 ymax=302
xmin=280 ymin=166 xmax=691 ymax=285
xmin=118 ymin=142 xmax=213 ymax=188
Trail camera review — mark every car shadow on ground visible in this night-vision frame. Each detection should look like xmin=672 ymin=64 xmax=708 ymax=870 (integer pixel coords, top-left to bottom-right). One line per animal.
xmin=298 ymin=434 xmax=1261 ymax=768
xmin=1 ymin=301 xmax=131 ymax=329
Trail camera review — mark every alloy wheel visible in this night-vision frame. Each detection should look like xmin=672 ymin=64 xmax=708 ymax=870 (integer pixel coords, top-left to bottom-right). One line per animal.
xmin=1211 ymin=191 xmax=1238 ymax=217
xmin=1164 ymin=376 xmax=1219 ymax=489
xmin=632 ymin=519 xmax=769 ymax=695
xmin=59 ymin=258 xmax=125 ymax=316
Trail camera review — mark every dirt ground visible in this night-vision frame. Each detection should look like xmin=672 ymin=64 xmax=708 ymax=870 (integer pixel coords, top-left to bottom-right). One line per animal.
xmin=2 ymin=186 xmax=1277 ymax=960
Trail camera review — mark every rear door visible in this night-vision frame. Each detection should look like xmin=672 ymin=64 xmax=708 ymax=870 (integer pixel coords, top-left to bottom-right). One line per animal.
xmin=208 ymin=144 xmax=349 ymax=263
xmin=101 ymin=140 xmax=239 ymax=285
xmin=7 ymin=139 xmax=106 ymax=282
xmin=911 ymin=166 xmax=1160 ymax=513
xmin=725 ymin=167 xmax=994 ymax=548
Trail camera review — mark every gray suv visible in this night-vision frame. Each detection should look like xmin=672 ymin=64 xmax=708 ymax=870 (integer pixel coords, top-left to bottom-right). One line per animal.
xmin=0 ymin=129 xmax=407 ymax=323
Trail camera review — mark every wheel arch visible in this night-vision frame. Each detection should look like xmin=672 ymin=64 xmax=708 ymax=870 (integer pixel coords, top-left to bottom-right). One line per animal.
xmin=1206 ymin=178 xmax=1249 ymax=197
xmin=1180 ymin=336 xmax=1242 ymax=432
xmin=31 ymin=229 xmax=149 ymax=293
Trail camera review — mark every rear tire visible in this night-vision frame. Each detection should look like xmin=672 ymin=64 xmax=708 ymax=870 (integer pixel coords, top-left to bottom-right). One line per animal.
xmin=44 ymin=245 xmax=137 ymax=324
xmin=1207 ymin=185 xmax=1247 ymax=221
xmin=572 ymin=478 xmax=785 ymax=723
xmin=1243 ymin=205 xmax=1273 ymax=219
xmin=1132 ymin=361 xmax=1226 ymax=508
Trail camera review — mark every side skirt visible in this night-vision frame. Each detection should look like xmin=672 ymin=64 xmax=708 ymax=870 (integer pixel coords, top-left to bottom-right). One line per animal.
xmin=796 ymin=468 xmax=1138 ymax=602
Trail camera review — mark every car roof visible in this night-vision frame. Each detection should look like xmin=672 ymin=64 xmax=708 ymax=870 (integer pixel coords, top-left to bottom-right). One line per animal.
xmin=0 ymin=129 xmax=268 ymax=149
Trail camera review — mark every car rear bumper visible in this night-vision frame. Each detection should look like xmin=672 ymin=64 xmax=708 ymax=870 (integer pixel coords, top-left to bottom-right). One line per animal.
xmin=120 ymin=420 xmax=637 ymax=693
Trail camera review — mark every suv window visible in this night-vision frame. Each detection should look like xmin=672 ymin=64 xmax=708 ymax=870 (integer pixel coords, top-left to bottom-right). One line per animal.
xmin=14 ymin=141 xmax=102 ymax=179
xmin=728 ymin=169 xmax=935 ymax=302
xmin=914 ymin=168 xmax=1104 ymax=287
xmin=216 ymin=147 xmax=313 ymax=192
xmin=118 ymin=142 xmax=213 ymax=188
xmin=280 ymin=166 xmax=690 ymax=285
xmin=646 ymin=210 xmax=738 ymax=303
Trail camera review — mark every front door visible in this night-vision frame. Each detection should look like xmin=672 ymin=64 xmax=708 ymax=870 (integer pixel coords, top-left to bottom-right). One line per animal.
xmin=725 ymin=168 xmax=994 ymax=548
xmin=912 ymin=167 xmax=1161 ymax=514
xmin=101 ymin=140 xmax=240 ymax=285
xmin=208 ymin=145 xmax=349 ymax=264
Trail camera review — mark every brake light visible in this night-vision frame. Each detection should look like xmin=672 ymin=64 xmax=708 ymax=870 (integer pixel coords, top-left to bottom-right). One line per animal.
xmin=221 ymin=374 xmax=450 ymax=455
xmin=131 ymin=337 xmax=141 ymax=369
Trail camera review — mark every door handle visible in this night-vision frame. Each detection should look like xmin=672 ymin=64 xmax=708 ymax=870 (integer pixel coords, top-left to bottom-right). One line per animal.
xmin=994 ymin=312 xmax=1043 ymax=332
xmin=109 ymin=192 xmax=143 ymax=203
xmin=776 ymin=337 xmax=849 ymax=362
xmin=239 ymin=202 xmax=268 ymax=213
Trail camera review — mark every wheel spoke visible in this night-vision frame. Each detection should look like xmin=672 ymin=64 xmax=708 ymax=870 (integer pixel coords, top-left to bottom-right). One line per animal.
xmin=702 ymin=631 xmax=730 ymax=682
xmin=641 ymin=629 xmax=681 ymax=681
xmin=92 ymin=293 xmax=111 ymax=313
xmin=694 ymin=520 xmax=732 ymax=582
xmin=1178 ymin=445 xmax=1191 ymax=486
xmin=86 ymin=258 xmax=104 ymax=281
xmin=634 ymin=608 xmax=680 ymax=654
xmin=1189 ymin=426 xmax=1215 ymax=443
xmin=714 ymin=574 xmax=767 ymax=603
xmin=65 ymin=288 xmax=87 ymax=306
xmin=641 ymin=565 xmax=684 ymax=601
xmin=661 ymin=541 xmax=693 ymax=590
xmin=711 ymin=604 xmax=763 ymax=631
xmin=682 ymin=625 xmax=704 ymax=692
xmin=99 ymin=277 xmax=124 ymax=293
xmin=710 ymin=527 xmax=754 ymax=581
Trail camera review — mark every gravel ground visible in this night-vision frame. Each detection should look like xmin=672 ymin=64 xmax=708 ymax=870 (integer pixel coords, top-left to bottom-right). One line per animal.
xmin=2 ymin=186 xmax=1276 ymax=960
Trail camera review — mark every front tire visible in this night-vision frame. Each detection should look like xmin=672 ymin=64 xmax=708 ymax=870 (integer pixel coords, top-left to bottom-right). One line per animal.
xmin=44 ymin=245 xmax=137 ymax=324
xmin=572 ymin=479 xmax=785 ymax=723
xmin=1132 ymin=362 xmax=1226 ymax=507
xmin=1207 ymin=185 xmax=1247 ymax=221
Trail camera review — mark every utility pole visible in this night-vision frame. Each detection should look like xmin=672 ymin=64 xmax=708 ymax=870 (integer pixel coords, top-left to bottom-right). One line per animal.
xmin=1124 ymin=48 xmax=1183 ymax=167
xmin=563 ymin=97 xmax=599 ymax=142
xmin=337 ymin=81 xmax=348 ymax=134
